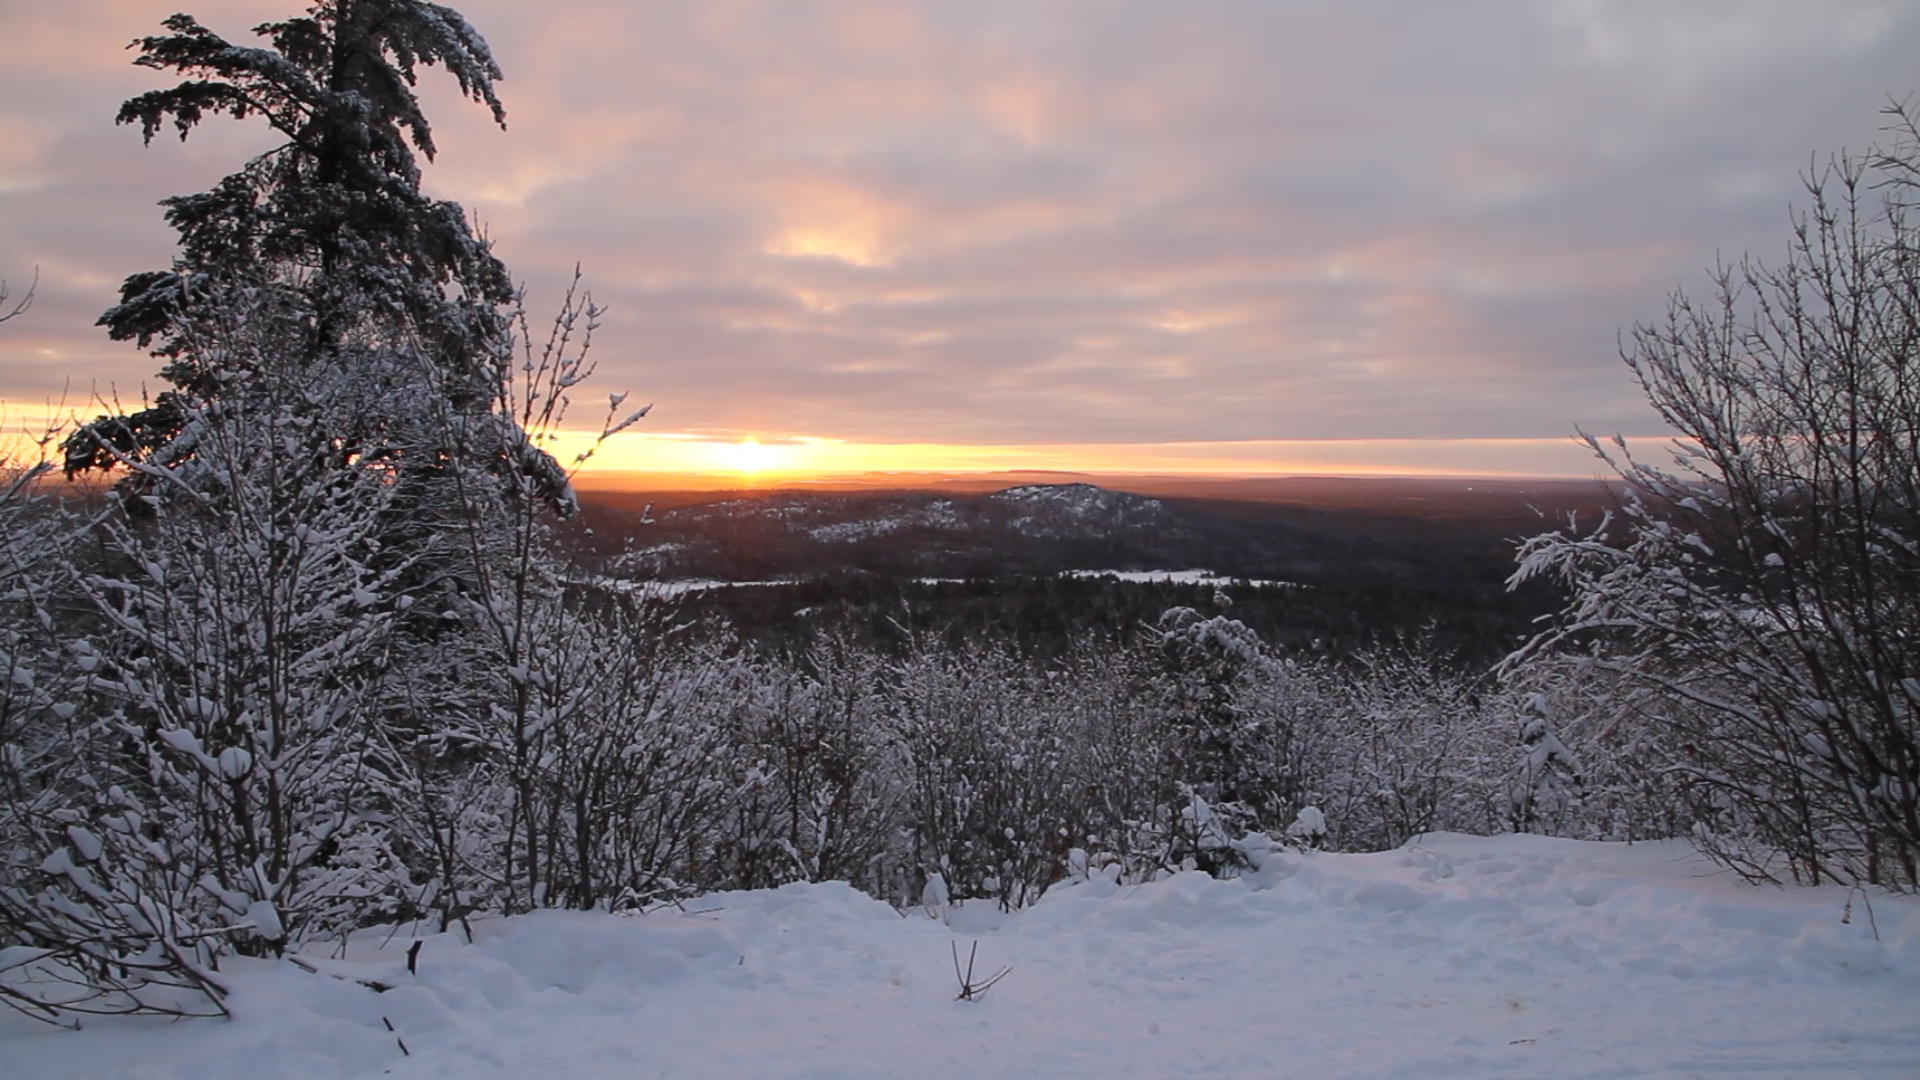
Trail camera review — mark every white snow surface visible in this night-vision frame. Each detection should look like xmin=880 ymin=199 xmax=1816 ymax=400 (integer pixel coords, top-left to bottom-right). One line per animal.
xmin=808 ymin=518 xmax=907 ymax=542
xmin=1066 ymin=568 xmax=1298 ymax=589
xmin=592 ymin=576 xmax=801 ymax=599
xmin=7 ymin=833 xmax=1917 ymax=1079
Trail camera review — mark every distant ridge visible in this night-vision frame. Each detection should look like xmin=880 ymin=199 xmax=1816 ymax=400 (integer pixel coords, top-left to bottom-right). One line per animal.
xmin=575 ymin=472 xmax=1621 ymax=523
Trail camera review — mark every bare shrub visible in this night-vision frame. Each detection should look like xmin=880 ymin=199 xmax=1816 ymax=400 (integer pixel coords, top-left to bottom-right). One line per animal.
xmin=1509 ymin=104 xmax=1920 ymax=888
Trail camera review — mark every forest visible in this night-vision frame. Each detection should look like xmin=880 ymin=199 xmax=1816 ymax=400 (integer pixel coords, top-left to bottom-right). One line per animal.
xmin=565 ymin=477 xmax=1588 ymax=663
xmin=0 ymin=0 xmax=1916 ymax=1027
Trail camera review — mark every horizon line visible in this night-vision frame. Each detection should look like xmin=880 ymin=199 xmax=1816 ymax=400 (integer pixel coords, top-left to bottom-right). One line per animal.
xmin=552 ymin=433 xmax=1648 ymax=485
xmin=569 ymin=466 xmax=1620 ymax=493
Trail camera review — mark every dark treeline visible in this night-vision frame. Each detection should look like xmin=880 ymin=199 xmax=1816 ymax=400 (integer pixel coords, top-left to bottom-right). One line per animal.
xmin=654 ymin=572 xmax=1559 ymax=669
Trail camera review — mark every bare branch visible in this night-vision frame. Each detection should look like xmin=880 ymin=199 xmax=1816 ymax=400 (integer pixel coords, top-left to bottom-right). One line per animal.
xmin=0 ymin=268 xmax=37 ymax=324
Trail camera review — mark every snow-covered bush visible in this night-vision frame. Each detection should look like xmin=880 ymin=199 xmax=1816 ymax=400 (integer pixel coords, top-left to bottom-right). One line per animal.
xmin=70 ymin=299 xmax=411 ymax=945
xmin=1487 ymin=669 xmax=1686 ymax=843
xmin=0 ymin=439 xmax=153 ymax=1023
xmin=1299 ymin=643 xmax=1510 ymax=851
xmin=385 ymin=275 xmax=653 ymax=917
xmin=394 ymin=597 xmax=748 ymax=918
xmin=889 ymin=642 xmax=1083 ymax=909
xmin=1508 ymin=106 xmax=1920 ymax=889
xmin=0 ymin=290 xmax=421 ymax=1021
xmin=1044 ymin=642 xmax=1188 ymax=877
xmin=720 ymin=635 xmax=900 ymax=895
xmin=0 ymin=442 xmax=66 ymax=808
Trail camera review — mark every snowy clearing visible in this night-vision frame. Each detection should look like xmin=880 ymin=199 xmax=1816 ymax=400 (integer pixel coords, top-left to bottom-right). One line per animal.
xmin=595 ymin=569 xmax=1300 ymax=596
xmin=591 ymin=576 xmax=802 ymax=599
xmin=5 ymin=833 xmax=1915 ymax=1080
xmin=1064 ymin=568 xmax=1299 ymax=589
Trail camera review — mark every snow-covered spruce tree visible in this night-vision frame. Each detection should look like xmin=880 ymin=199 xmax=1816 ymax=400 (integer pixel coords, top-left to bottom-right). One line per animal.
xmin=63 ymin=1 xmax=571 ymax=521
xmin=1148 ymin=605 xmax=1287 ymax=865
xmin=1509 ymin=105 xmax=1920 ymax=888
xmin=1506 ymin=692 xmax=1587 ymax=837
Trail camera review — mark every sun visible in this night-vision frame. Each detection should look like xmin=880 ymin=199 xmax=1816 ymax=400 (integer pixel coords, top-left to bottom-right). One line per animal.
xmin=716 ymin=438 xmax=788 ymax=477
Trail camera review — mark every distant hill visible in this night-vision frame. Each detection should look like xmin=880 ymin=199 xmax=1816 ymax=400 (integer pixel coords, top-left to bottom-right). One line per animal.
xmin=562 ymin=477 xmax=1611 ymax=666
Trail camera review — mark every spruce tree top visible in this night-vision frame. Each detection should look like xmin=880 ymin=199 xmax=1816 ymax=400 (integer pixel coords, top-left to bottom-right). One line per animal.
xmin=70 ymin=1 xmax=517 ymax=475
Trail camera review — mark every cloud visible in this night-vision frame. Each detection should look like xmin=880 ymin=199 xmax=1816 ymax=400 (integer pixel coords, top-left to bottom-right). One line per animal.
xmin=2 ymin=0 xmax=1916 ymax=454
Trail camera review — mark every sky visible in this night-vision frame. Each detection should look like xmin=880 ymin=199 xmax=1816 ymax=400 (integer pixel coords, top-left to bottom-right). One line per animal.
xmin=1 ymin=1 xmax=1916 ymax=480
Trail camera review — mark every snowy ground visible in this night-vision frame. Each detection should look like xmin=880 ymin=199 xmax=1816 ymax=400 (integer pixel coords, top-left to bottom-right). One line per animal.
xmin=5 ymin=833 xmax=1916 ymax=1079
xmin=1063 ymin=568 xmax=1298 ymax=588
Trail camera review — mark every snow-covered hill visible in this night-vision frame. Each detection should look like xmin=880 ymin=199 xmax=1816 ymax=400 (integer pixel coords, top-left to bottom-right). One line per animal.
xmin=601 ymin=483 xmax=1179 ymax=579
xmin=652 ymin=483 xmax=1165 ymax=545
xmin=986 ymin=482 xmax=1168 ymax=537
xmin=7 ymin=833 xmax=1915 ymax=1079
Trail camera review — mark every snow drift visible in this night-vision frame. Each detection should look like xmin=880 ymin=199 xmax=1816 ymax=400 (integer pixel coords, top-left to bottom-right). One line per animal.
xmin=5 ymin=832 xmax=1915 ymax=1079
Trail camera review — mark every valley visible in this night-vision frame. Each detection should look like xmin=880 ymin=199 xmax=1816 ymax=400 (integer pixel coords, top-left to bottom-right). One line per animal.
xmin=568 ymin=476 xmax=1620 ymax=665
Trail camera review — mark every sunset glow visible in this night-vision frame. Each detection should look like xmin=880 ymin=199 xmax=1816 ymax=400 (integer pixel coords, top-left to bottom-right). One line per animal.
xmin=552 ymin=431 xmax=1620 ymax=486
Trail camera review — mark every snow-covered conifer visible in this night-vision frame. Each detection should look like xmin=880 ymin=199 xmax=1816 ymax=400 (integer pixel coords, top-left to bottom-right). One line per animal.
xmin=65 ymin=1 xmax=574 ymax=523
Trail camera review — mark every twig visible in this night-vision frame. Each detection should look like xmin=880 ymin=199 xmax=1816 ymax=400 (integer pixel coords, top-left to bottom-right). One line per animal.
xmin=0 ymin=267 xmax=35 ymax=324
xmin=1842 ymin=886 xmax=1881 ymax=941
xmin=949 ymin=940 xmax=1012 ymax=1002
xmin=285 ymin=954 xmax=392 ymax=993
